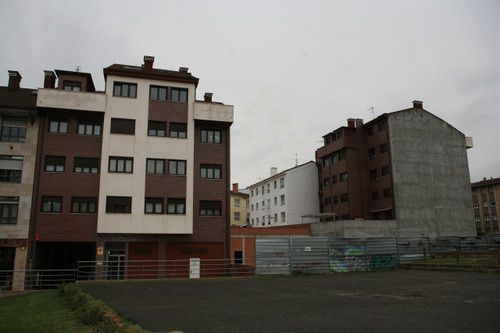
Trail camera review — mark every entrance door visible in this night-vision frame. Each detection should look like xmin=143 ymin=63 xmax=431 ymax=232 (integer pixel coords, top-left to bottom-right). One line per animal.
xmin=0 ymin=247 xmax=16 ymax=290
xmin=106 ymin=254 xmax=125 ymax=280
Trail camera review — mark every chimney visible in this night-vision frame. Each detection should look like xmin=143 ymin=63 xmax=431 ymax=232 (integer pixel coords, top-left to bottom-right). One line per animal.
xmin=270 ymin=167 xmax=278 ymax=176
xmin=43 ymin=71 xmax=56 ymax=89
xmin=179 ymin=67 xmax=189 ymax=73
xmin=232 ymin=183 xmax=239 ymax=193
xmin=483 ymin=177 xmax=487 ymax=181
xmin=412 ymin=100 xmax=423 ymax=109
xmin=143 ymin=56 xmax=154 ymax=70
xmin=347 ymin=118 xmax=355 ymax=128
xmin=204 ymin=92 xmax=213 ymax=102
xmin=355 ymin=118 xmax=363 ymax=128
xmin=8 ymin=71 xmax=22 ymax=89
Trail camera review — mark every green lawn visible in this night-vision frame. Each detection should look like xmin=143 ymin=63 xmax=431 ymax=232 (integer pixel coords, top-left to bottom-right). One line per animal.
xmin=0 ymin=290 xmax=92 ymax=333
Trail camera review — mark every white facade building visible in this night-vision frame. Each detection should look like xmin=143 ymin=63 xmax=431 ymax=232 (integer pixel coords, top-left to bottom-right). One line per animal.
xmin=248 ymin=162 xmax=319 ymax=227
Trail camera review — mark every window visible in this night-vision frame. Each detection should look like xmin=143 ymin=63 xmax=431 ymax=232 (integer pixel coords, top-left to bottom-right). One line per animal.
xmin=74 ymin=157 xmax=99 ymax=174
xmin=378 ymin=122 xmax=386 ymax=131
xmin=339 ymin=172 xmax=348 ymax=182
xmin=333 ymin=195 xmax=339 ymax=204
xmin=370 ymin=169 xmax=378 ymax=180
xmin=341 ymin=193 xmax=349 ymax=202
xmin=169 ymin=160 xmax=186 ymax=175
xmin=44 ymin=156 xmax=65 ymax=172
xmin=41 ymin=196 xmax=62 ymax=213
xmin=251 ymin=204 xmax=254 ymax=211
xmin=251 ymin=190 xmax=254 ymax=197
xmin=106 ymin=196 xmax=132 ymax=213
xmin=274 ymin=213 xmax=278 ymax=222
xmin=77 ymin=121 xmax=101 ymax=136
xmin=256 ymin=188 xmax=259 ymax=195
xmin=332 ymin=175 xmax=337 ymax=184
xmin=145 ymin=197 xmax=163 ymax=214
xmin=148 ymin=121 xmax=166 ymax=137
xmin=110 ymin=118 xmax=135 ymax=135
xmin=0 ymin=197 xmax=19 ymax=224
xmin=146 ymin=159 xmax=165 ymax=174
xmin=49 ymin=119 xmax=68 ymax=134
xmin=280 ymin=195 xmax=285 ymax=206
xmin=262 ymin=200 xmax=265 ymax=208
xmin=169 ymin=123 xmax=187 ymax=138
xmin=171 ymin=88 xmax=188 ymax=102
xmin=256 ymin=203 xmax=259 ymax=210
xmin=109 ymin=156 xmax=133 ymax=173
xmin=323 ymin=157 xmax=331 ymax=167
xmin=201 ymin=164 xmax=221 ymax=179
xmin=261 ymin=185 xmax=265 ymax=194
xmin=267 ymin=199 xmax=270 ymax=207
xmin=380 ymin=143 xmax=387 ymax=154
xmin=325 ymin=197 xmax=332 ymax=206
xmin=63 ymin=81 xmax=81 ymax=92
xmin=267 ymin=183 xmax=270 ymax=193
xmin=234 ymin=212 xmax=240 ymax=220
xmin=372 ymin=191 xmax=379 ymax=200
xmin=281 ymin=212 xmax=286 ymax=223
xmin=274 ymin=180 xmax=277 ymax=189
xmin=280 ymin=178 xmax=285 ymax=188
xmin=383 ymin=188 xmax=391 ymax=198
xmin=274 ymin=197 xmax=277 ymax=205
xmin=0 ymin=156 xmax=23 ymax=183
xmin=113 ymin=82 xmax=137 ymax=98
xmin=323 ymin=178 xmax=330 ymax=186
xmin=71 ymin=197 xmax=96 ymax=214
xmin=368 ymin=148 xmax=376 ymax=159
xmin=234 ymin=198 xmax=240 ymax=207
xmin=381 ymin=165 xmax=390 ymax=176
xmin=366 ymin=126 xmax=374 ymax=136
xmin=201 ymin=129 xmax=221 ymax=143
xmin=200 ymin=201 xmax=221 ymax=216
xmin=1 ymin=117 xmax=27 ymax=142
xmin=338 ymin=149 xmax=347 ymax=161
xmin=150 ymin=85 xmax=167 ymax=101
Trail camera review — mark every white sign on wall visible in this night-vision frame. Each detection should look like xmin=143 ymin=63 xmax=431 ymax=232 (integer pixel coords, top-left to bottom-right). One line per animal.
xmin=190 ymin=258 xmax=200 ymax=279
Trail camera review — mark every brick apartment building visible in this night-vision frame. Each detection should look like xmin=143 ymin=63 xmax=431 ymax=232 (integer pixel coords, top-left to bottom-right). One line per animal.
xmin=471 ymin=177 xmax=499 ymax=235
xmin=30 ymin=56 xmax=233 ymax=270
xmin=316 ymin=101 xmax=476 ymax=237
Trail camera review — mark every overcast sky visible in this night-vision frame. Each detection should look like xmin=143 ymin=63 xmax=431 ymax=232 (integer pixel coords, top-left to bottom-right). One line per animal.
xmin=1 ymin=0 xmax=499 ymax=187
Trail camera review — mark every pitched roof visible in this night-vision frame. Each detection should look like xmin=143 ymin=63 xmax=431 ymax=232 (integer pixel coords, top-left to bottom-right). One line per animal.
xmin=247 ymin=161 xmax=316 ymax=188
xmin=54 ymin=70 xmax=95 ymax=91
xmin=471 ymin=177 xmax=500 ymax=188
xmin=104 ymin=64 xmax=199 ymax=87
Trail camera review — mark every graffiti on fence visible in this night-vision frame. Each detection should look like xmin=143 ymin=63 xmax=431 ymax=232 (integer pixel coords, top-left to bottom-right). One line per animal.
xmin=369 ymin=255 xmax=398 ymax=270
xmin=330 ymin=245 xmax=367 ymax=273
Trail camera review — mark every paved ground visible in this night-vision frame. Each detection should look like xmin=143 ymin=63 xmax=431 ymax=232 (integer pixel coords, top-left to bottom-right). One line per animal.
xmin=82 ymin=270 xmax=500 ymax=333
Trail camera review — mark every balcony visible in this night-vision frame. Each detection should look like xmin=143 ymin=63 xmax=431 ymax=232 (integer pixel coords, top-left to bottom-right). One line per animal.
xmin=194 ymin=102 xmax=233 ymax=123
xmin=36 ymin=89 xmax=105 ymax=112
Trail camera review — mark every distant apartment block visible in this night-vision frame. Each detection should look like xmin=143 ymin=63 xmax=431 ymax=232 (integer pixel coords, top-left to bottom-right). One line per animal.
xmin=471 ymin=177 xmax=499 ymax=235
xmin=248 ymin=162 xmax=319 ymax=227
xmin=230 ymin=183 xmax=249 ymax=226
xmin=316 ymin=101 xmax=475 ymax=237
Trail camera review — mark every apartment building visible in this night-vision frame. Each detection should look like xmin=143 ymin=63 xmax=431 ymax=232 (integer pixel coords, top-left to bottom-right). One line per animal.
xmin=248 ymin=162 xmax=319 ymax=227
xmin=230 ymin=183 xmax=249 ymax=226
xmin=471 ymin=177 xmax=499 ymax=235
xmin=32 ymin=56 xmax=233 ymax=270
xmin=0 ymin=71 xmax=38 ymax=290
xmin=316 ymin=100 xmax=475 ymax=237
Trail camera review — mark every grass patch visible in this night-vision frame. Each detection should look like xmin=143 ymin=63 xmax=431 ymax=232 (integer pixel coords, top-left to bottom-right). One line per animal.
xmin=0 ymin=290 xmax=92 ymax=333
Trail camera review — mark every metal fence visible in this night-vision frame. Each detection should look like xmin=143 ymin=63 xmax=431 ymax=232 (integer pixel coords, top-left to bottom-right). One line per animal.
xmin=255 ymin=235 xmax=500 ymax=274
xmin=0 ymin=269 xmax=77 ymax=291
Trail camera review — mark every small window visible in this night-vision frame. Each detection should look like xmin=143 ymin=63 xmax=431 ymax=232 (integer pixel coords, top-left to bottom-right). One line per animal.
xmin=148 ymin=121 xmax=166 ymax=137
xmin=170 ymin=123 xmax=187 ymax=138
xmin=323 ymin=157 xmax=331 ymax=167
xmin=146 ymin=159 xmax=165 ymax=174
xmin=63 ymin=81 xmax=81 ymax=92
xmin=380 ymin=143 xmax=387 ymax=154
xmin=279 ymin=178 xmax=285 ymax=188
xmin=338 ymin=149 xmax=347 ymax=161
xmin=333 ymin=195 xmax=339 ymax=204
xmin=145 ymin=197 xmax=163 ymax=214
xmin=280 ymin=212 xmax=286 ymax=223
xmin=71 ymin=197 xmax=97 ymax=214
xmin=274 ymin=180 xmax=277 ymax=189
xmin=234 ymin=212 xmax=240 ymax=220
xmin=339 ymin=172 xmax=348 ymax=182
xmin=341 ymin=193 xmax=349 ymax=202
xmin=0 ymin=196 xmax=19 ymax=224
xmin=74 ymin=157 xmax=99 ymax=174
xmin=274 ymin=197 xmax=277 ymax=205
xmin=267 ymin=183 xmax=270 ymax=193
xmin=167 ymin=198 xmax=186 ymax=214
xmin=200 ymin=201 xmax=222 ymax=216
xmin=171 ymin=88 xmax=188 ymax=102
xmin=113 ymin=82 xmax=137 ymax=98
xmin=41 ymin=196 xmax=62 ymax=213
xmin=201 ymin=164 xmax=221 ymax=179
xmin=383 ymin=188 xmax=391 ymax=198
xmin=106 ymin=196 xmax=132 ymax=213
xmin=381 ymin=165 xmax=390 ymax=176
xmin=234 ymin=198 xmax=240 ymax=207
xmin=149 ymin=85 xmax=167 ymax=101
xmin=110 ymin=118 xmax=135 ymax=135
xmin=332 ymin=175 xmax=337 ymax=184
xmin=372 ymin=191 xmax=379 ymax=200
xmin=1 ymin=117 xmax=28 ymax=142
xmin=0 ymin=155 xmax=23 ymax=183
xmin=368 ymin=148 xmax=376 ymax=159
xmin=49 ymin=120 xmax=68 ymax=134
xmin=378 ymin=122 xmax=386 ymax=131
xmin=109 ymin=156 xmax=133 ymax=173
xmin=44 ymin=156 xmax=65 ymax=172
xmin=169 ymin=160 xmax=186 ymax=175
xmin=77 ymin=121 xmax=101 ymax=136
xmin=201 ymin=129 xmax=221 ymax=143
xmin=370 ymin=169 xmax=378 ymax=180
xmin=280 ymin=195 xmax=285 ymax=206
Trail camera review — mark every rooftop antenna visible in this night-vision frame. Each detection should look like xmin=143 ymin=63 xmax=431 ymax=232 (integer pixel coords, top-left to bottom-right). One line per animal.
xmin=76 ymin=66 xmax=80 ymax=72
xmin=368 ymin=106 xmax=374 ymax=119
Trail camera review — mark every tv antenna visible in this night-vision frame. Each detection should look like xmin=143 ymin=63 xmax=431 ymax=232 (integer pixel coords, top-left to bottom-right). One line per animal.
xmin=75 ymin=66 xmax=80 ymax=72
xmin=368 ymin=106 xmax=374 ymax=119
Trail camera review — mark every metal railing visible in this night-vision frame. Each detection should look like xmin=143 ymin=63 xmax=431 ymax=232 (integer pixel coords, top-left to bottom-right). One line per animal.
xmin=0 ymin=269 xmax=77 ymax=291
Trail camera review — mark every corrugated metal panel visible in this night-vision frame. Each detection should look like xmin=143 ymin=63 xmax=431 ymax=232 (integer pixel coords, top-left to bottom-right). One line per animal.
xmin=255 ymin=237 xmax=290 ymax=275
xmin=290 ymin=237 xmax=329 ymax=273
xmin=397 ymin=237 xmax=430 ymax=263
xmin=329 ymin=238 xmax=368 ymax=272
xmin=366 ymin=238 xmax=398 ymax=270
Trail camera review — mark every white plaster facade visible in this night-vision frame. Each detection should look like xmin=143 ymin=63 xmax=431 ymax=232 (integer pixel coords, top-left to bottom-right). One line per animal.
xmin=248 ymin=162 xmax=319 ymax=227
